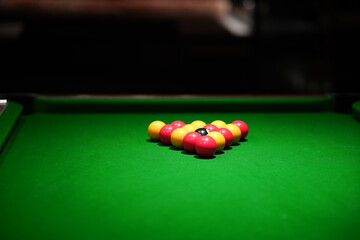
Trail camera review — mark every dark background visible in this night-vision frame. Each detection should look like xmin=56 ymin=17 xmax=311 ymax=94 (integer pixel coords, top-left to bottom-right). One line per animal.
xmin=0 ymin=0 xmax=359 ymax=96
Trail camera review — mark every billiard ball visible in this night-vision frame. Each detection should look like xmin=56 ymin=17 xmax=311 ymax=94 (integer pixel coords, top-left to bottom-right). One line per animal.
xmin=183 ymin=132 xmax=202 ymax=153
xmin=232 ymin=120 xmax=249 ymax=141
xmin=211 ymin=120 xmax=227 ymax=128
xmin=148 ymin=120 xmax=166 ymax=141
xmin=204 ymin=124 xmax=219 ymax=132
xmin=195 ymin=128 xmax=209 ymax=136
xmin=159 ymin=124 xmax=177 ymax=145
xmin=217 ymin=128 xmax=234 ymax=149
xmin=182 ymin=124 xmax=196 ymax=132
xmin=171 ymin=120 xmax=186 ymax=129
xmin=225 ymin=124 xmax=241 ymax=143
xmin=170 ymin=128 xmax=190 ymax=149
xmin=191 ymin=120 xmax=206 ymax=128
xmin=207 ymin=131 xmax=226 ymax=153
xmin=195 ymin=135 xmax=217 ymax=158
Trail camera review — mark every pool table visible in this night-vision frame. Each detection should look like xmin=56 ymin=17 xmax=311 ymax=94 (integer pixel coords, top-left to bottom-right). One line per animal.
xmin=1 ymin=96 xmax=360 ymax=240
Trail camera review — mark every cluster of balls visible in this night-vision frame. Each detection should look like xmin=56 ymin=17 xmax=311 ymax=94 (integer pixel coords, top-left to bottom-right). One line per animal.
xmin=147 ymin=120 xmax=249 ymax=158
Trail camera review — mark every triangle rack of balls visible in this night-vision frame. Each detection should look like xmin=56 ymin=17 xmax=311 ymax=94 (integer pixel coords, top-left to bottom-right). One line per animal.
xmin=147 ymin=120 xmax=249 ymax=158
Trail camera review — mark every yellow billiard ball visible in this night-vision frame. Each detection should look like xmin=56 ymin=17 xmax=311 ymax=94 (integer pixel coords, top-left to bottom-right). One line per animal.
xmin=170 ymin=128 xmax=190 ymax=149
xmin=191 ymin=120 xmax=206 ymax=128
xmin=182 ymin=124 xmax=196 ymax=132
xmin=225 ymin=124 xmax=241 ymax=143
xmin=211 ymin=120 xmax=227 ymax=128
xmin=148 ymin=120 xmax=166 ymax=141
xmin=207 ymin=131 xmax=226 ymax=153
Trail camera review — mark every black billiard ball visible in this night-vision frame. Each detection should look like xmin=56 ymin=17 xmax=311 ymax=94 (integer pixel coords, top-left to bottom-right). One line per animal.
xmin=195 ymin=128 xmax=209 ymax=136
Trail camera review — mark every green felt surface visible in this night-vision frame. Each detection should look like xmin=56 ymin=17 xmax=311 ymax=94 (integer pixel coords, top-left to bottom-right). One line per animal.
xmin=0 ymin=98 xmax=360 ymax=240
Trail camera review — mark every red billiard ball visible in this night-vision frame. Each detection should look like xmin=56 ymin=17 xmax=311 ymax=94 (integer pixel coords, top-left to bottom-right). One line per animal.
xmin=183 ymin=132 xmax=202 ymax=153
xmin=171 ymin=120 xmax=186 ymax=129
xmin=204 ymin=124 xmax=219 ymax=132
xmin=218 ymin=128 xmax=234 ymax=149
xmin=232 ymin=120 xmax=249 ymax=141
xmin=159 ymin=124 xmax=177 ymax=145
xmin=195 ymin=135 xmax=217 ymax=158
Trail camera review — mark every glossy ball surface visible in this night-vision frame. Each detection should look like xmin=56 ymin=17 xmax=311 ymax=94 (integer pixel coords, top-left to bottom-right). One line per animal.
xmin=171 ymin=128 xmax=190 ymax=149
xmin=159 ymin=124 xmax=177 ymax=145
xmin=195 ymin=128 xmax=209 ymax=136
xmin=204 ymin=124 xmax=219 ymax=132
xmin=225 ymin=124 xmax=241 ymax=144
xmin=148 ymin=120 xmax=166 ymax=141
xmin=171 ymin=120 xmax=186 ymax=129
xmin=183 ymin=132 xmax=202 ymax=153
xmin=182 ymin=124 xmax=196 ymax=132
xmin=232 ymin=120 xmax=249 ymax=141
xmin=191 ymin=120 xmax=206 ymax=128
xmin=218 ymin=128 xmax=234 ymax=149
xmin=195 ymin=136 xmax=217 ymax=158
xmin=211 ymin=120 xmax=227 ymax=128
xmin=207 ymin=131 xmax=226 ymax=152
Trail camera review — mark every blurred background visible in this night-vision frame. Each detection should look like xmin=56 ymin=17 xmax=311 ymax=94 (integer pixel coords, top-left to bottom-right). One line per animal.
xmin=0 ymin=0 xmax=359 ymax=95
